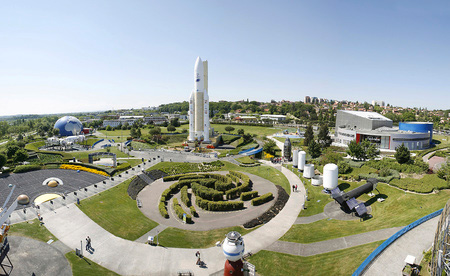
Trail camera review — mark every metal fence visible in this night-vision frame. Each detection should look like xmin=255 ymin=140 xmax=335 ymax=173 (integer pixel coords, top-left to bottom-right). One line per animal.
xmin=430 ymin=199 xmax=450 ymax=275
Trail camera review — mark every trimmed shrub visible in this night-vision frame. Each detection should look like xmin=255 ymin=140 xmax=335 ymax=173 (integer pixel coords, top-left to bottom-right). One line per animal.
xmin=163 ymin=173 xmax=199 ymax=182
xmin=172 ymin=198 xmax=192 ymax=223
xmin=196 ymin=178 xmax=217 ymax=188
xmin=190 ymin=205 xmax=197 ymax=216
xmin=240 ymin=191 xmax=258 ymax=201
xmin=215 ymin=181 xmax=235 ymax=192
xmin=252 ymin=193 xmax=274 ymax=206
xmin=225 ymin=172 xmax=252 ymax=199
xmin=192 ymin=183 xmax=224 ymax=201
xmin=180 ymin=186 xmax=191 ymax=207
xmin=179 ymin=174 xmax=205 ymax=181
xmin=13 ymin=164 xmax=42 ymax=173
xmin=159 ymin=202 xmax=169 ymax=218
xmin=195 ymin=196 xmax=244 ymax=211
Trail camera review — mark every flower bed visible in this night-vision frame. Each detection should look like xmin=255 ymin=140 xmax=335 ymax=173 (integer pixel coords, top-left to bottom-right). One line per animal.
xmin=59 ymin=164 xmax=109 ymax=177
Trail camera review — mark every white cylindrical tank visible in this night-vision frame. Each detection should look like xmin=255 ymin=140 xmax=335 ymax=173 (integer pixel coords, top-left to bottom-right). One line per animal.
xmin=311 ymin=175 xmax=323 ymax=186
xmin=298 ymin=151 xmax=306 ymax=171
xmin=303 ymin=164 xmax=315 ymax=178
xmin=293 ymin=150 xmax=299 ymax=168
xmin=323 ymin=163 xmax=339 ymax=190
xmin=222 ymin=231 xmax=245 ymax=262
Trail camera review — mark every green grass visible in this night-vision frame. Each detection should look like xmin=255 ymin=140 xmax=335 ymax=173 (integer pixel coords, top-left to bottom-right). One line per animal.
xmin=281 ymin=182 xmax=450 ymax=243
xmin=66 ymin=251 xmax=119 ymax=276
xmin=180 ymin=124 xmax=281 ymax=138
xmin=157 ymin=226 xmax=256 ymax=248
xmin=77 ymin=177 xmax=158 ymax=240
xmin=236 ymin=156 xmax=256 ymax=164
xmin=248 ymin=241 xmax=383 ymax=276
xmin=70 ymin=147 xmax=132 ymax=162
xmin=120 ymin=158 xmax=143 ymax=167
xmin=221 ymin=134 xmax=241 ymax=144
xmin=9 ymin=219 xmax=57 ymax=242
xmin=25 ymin=140 xmax=46 ymax=151
xmin=390 ymin=174 xmax=449 ymax=193
xmin=38 ymin=153 xmax=63 ymax=163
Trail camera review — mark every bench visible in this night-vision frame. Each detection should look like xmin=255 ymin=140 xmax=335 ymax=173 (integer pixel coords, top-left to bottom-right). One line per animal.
xmin=137 ymin=199 xmax=142 ymax=208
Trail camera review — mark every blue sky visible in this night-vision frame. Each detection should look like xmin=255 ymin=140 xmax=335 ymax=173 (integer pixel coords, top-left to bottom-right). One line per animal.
xmin=1 ymin=1 xmax=449 ymax=116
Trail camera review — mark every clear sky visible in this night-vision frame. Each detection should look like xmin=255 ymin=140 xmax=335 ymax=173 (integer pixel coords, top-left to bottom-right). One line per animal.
xmin=1 ymin=1 xmax=449 ymax=116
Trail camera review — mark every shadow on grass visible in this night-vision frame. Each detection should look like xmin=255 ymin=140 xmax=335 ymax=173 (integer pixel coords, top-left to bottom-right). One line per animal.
xmin=338 ymin=182 xmax=350 ymax=191
xmin=364 ymin=194 xmax=388 ymax=207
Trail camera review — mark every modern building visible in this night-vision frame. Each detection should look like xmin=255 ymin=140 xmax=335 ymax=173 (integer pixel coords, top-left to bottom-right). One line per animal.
xmin=260 ymin=114 xmax=287 ymax=122
xmin=54 ymin=116 xmax=83 ymax=136
xmin=304 ymin=96 xmax=311 ymax=104
xmin=189 ymin=57 xmax=210 ymax=143
xmin=335 ymin=110 xmax=433 ymax=150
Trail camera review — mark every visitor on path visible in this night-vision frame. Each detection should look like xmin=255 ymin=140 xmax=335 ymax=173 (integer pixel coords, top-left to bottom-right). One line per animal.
xmin=292 ymin=185 xmax=295 ymax=192
xmin=295 ymin=184 xmax=298 ymax=192
xmin=195 ymin=251 xmax=201 ymax=265
xmin=86 ymin=236 xmax=91 ymax=250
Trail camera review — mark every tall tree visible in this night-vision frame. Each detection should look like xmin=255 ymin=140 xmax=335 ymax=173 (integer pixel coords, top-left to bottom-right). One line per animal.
xmin=347 ymin=140 xmax=362 ymax=161
xmin=0 ymin=153 xmax=6 ymax=170
xmin=225 ymin=126 xmax=235 ymax=134
xmin=395 ymin=143 xmax=411 ymax=164
xmin=13 ymin=149 xmax=28 ymax=163
xmin=263 ymin=140 xmax=277 ymax=155
xmin=303 ymin=124 xmax=314 ymax=146
xmin=317 ymin=124 xmax=332 ymax=148
xmin=307 ymin=140 xmax=321 ymax=158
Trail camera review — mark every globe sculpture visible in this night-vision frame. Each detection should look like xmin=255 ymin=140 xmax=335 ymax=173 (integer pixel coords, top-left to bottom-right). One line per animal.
xmin=54 ymin=116 xmax=83 ymax=136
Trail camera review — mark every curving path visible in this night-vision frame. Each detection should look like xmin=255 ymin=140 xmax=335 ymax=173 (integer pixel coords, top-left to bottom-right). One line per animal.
xmin=41 ymin=165 xmax=305 ymax=275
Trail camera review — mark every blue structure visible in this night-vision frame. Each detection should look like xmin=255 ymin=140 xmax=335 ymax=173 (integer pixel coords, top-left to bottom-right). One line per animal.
xmin=399 ymin=122 xmax=433 ymax=145
xmin=54 ymin=116 xmax=83 ymax=136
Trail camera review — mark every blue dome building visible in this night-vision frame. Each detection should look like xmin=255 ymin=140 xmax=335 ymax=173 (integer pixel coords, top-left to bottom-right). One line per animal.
xmin=399 ymin=122 xmax=433 ymax=145
xmin=54 ymin=116 xmax=83 ymax=136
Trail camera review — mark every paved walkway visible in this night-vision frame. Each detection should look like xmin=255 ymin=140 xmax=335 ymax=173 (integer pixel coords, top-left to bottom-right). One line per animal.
xmin=363 ymin=216 xmax=439 ymax=275
xmin=266 ymin=227 xmax=403 ymax=257
xmin=42 ymin=165 xmax=305 ymax=275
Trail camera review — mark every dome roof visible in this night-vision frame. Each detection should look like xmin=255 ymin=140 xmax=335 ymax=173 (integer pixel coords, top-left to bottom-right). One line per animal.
xmin=54 ymin=116 xmax=83 ymax=136
xmin=47 ymin=180 xmax=58 ymax=187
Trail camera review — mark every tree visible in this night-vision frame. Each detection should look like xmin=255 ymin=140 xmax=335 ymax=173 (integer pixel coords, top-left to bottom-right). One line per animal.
xmin=437 ymin=162 xmax=450 ymax=183
xmin=225 ymin=126 xmax=235 ymax=134
xmin=130 ymin=128 xmax=137 ymax=138
xmin=362 ymin=141 xmax=379 ymax=160
xmin=13 ymin=148 xmax=28 ymax=163
xmin=317 ymin=124 xmax=332 ymax=148
xmin=347 ymin=140 xmax=362 ymax=161
xmin=106 ymin=125 xmax=112 ymax=131
xmin=167 ymin=125 xmax=176 ymax=132
xmin=17 ymin=133 xmax=23 ymax=141
xmin=149 ymin=127 xmax=161 ymax=136
xmin=307 ymin=140 xmax=321 ymax=158
xmin=242 ymin=133 xmax=253 ymax=143
xmin=0 ymin=153 xmax=6 ymax=170
xmin=263 ymin=140 xmax=277 ymax=155
xmin=53 ymin=128 xmax=60 ymax=137
xmin=136 ymin=128 xmax=142 ymax=138
xmin=395 ymin=143 xmax=411 ymax=164
xmin=170 ymin=118 xmax=181 ymax=127
xmin=303 ymin=124 xmax=314 ymax=146
xmin=237 ymin=129 xmax=245 ymax=136
xmin=6 ymin=142 xmax=19 ymax=159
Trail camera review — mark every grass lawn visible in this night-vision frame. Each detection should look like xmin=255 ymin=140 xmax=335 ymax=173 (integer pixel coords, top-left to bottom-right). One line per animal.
xmin=77 ymin=177 xmax=158 ymax=240
xmin=9 ymin=219 xmax=57 ymax=242
xmin=25 ymin=140 xmax=46 ymax=151
xmin=390 ymin=174 xmax=449 ymax=193
xmin=157 ymin=226 xmax=256 ymax=248
xmin=236 ymin=156 xmax=256 ymax=164
xmin=120 ymin=158 xmax=143 ymax=168
xmin=248 ymin=241 xmax=383 ymax=276
xmin=131 ymin=141 xmax=157 ymax=150
xmin=70 ymin=147 xmax=132 ymax=162
xmin=281 ymin=182 xmax=450 ymax=243
xmin=66 ymin=251 xmax=119 ymax=276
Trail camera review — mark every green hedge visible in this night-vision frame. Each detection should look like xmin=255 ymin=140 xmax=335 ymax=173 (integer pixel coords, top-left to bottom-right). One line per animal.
xmin=192 ymin=183 xmax=224 ymax=201
xmin=225 ymin=171 xmax=252 ymax=199
xmin=163 ymin=173 xmax=199 ymax=182
xmin=190 ymin=205 xmax=197 ymax=216
xmin=240 ymin=191 xmax=259 ymax=201
xmin=195 ymin=196 xmax=244 ymax=211
xmin=196 ymin=178 xmax=217 ymax=188
xmin=173 ymin=198 xmax=192 ymax=223
xmin=181 ymin=186 xmax=191 ymax=207
xmin=13 ymin=164 xmax=42 ymax=173
xmin=179 ymin=174 xmax=206 ymax=180
xmin=159 ymin=201 xmax=169 ymax=218
xmin=252 ymin=193 xmax=274 ymax=206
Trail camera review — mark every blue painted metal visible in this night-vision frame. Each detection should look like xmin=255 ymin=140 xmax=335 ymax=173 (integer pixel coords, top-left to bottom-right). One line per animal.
xmin=91 ymin=139 xmax=104 ymax=148
xmin=399 ymin=122 xmax=433 ymax=145
xmin=352 ymin=208 xmax=443 ymax=276
xmin=238 ymin=147 xmax=256 ymax=155
xmin=241 ymin=147 xmax=263 ymax=156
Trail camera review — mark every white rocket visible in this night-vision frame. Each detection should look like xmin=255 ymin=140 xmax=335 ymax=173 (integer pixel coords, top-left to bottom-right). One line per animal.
xmin=189 ymin=57 xmax=210 ymax=142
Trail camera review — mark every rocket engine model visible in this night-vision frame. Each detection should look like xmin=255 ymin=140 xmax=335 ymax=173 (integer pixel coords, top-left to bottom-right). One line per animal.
xmin=222 ymin=231 xmax=245 ymax=276
xmin=189 ymin=56 xmax=210 ymax=143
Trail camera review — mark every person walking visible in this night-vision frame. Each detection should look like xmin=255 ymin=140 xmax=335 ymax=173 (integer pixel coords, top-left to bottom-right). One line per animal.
xmin=86 ymin=236 xmax=91 ymax=250
xmin=195 ymin=251 xmax=201 ymax=265
xmin=292 ymin=184 xmax=295 ymax=192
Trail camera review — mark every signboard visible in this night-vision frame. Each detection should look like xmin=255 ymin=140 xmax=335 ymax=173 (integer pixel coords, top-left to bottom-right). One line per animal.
xmin=183 ymin=214 xmax=186 ymax=224
xmin=363 ymin=135 xmax=381 ymax=144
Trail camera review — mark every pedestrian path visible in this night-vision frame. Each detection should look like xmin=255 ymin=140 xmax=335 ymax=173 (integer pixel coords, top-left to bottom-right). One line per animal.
xmin=42 ymin=165 xmax=305 ymax=275
xmin=295 ymin=213 xmax=327 ymax=224
xmin=363 ymin=216 xmax=439 ymax=275
xmin=135 ymin=225 xmax=168 ymax=243
xmin=266 ymin=226 xmax=403 ymax=257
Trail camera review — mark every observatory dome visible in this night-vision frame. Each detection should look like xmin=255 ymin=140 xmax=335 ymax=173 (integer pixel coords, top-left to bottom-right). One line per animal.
xmin=54 ymin=116 xmax=83 ymax=136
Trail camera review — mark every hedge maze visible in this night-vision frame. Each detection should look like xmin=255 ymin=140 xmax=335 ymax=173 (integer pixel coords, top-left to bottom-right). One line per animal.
xmin=158 ymin=171 xmax=274 ymax=223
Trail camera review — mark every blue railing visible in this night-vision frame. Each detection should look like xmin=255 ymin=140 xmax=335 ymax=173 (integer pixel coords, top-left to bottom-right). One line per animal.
xmin=242 ymin=147 xmax=263 ymax=156
xmin=238 ymin=147 xmax=256 ymax=155
xmin=91 ymin=139 xmax=104 ymax=148
xmin=353 ymin=208 xmax=443 ymax=276
xmin=124 ymin=140 xmax=132 ymax=146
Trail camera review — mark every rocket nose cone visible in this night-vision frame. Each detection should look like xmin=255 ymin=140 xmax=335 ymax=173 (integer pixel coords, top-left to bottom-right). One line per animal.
xmin=195 ymin=57 xmax=203 ymax=71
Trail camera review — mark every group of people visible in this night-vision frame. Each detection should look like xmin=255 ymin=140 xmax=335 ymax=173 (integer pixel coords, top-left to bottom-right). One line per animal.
xmin=270 ymin=157 xmax=285 ymax=164
xmin=292 ymin=184 xmax=298 ymax=192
